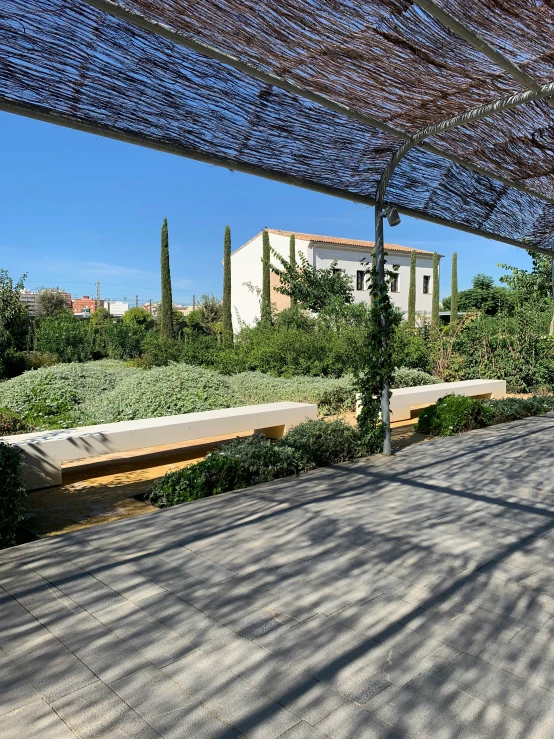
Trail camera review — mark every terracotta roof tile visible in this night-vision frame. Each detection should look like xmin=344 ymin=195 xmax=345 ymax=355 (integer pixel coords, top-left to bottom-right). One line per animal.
xmin=266 ymin=229 xmax=434 ymax=255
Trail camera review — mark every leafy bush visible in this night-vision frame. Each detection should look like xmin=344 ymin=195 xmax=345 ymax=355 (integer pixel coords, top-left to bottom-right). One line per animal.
xmin=148 ymin=454 xmax=246 ymax=508
xmin=148 ymin=419 xmax=371 ymax=508
xmin=84 ymin=364 xmax=242 ymax=423
xmin=0 ymin=442 xmax=26 ymax=548
xmin=0 ymin=408 xmax=30 ymax=436
xmin=280 ymin=418 xmax=366 ymax=469
xmin=34 ymin=312 xmax=94 ymax=363
xmin=392 ymin=367 xmax=440 ymax=388
xmin=415 ymin=395 xmax=495 ymax=436
xmin=229 ymin=372 xmax=356 ymax=415
xmin=415 ymin=393 xmax=554 ymax=437
xmin=22 ymin=351 xmax=60 ymax=370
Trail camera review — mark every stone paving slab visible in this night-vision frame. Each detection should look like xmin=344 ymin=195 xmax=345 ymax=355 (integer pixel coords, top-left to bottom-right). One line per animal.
xmin=2 ymin=414 xmax=554 ymax=737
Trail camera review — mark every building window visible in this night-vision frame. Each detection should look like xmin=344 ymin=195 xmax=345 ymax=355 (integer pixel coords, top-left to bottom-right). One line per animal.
xmin=390 ymin=272 xmax=399 ymax=293
xmin=356 ymin=270 xmax=365 ymax=291
xmin=423 ymin=275 xmax=430 ymax=294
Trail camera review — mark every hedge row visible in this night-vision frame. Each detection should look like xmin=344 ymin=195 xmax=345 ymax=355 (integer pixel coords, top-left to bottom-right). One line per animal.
xmin=415 ymin=394 xmax=554 ymax=436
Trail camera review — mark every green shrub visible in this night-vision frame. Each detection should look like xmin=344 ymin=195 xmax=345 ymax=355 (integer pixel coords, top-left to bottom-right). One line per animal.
xmin=229 ymin=372 xmax=356 ymax=415
xmin=21 ymin=351 xmax=60 ymax=371
xmin=148 ymin=419 xmax=370 ymax=508
xmin=415 ymin=395 xmax=495 ymax=436
xmin=0 ymin=442 xmax=26 ymax=548
xmin=0 ymin=360 xmax=135 ymax=428
xmin=392 ymin=367 xmax=440 ymax=388
xmin=84 ymin=364 xmax=242 ymax=423
xmin=280 ymin=418 xmax=366 ymax=470
xmin=140 ymin=333 xmax=182 ymax=367
xmin=148 ymin=454 xmax=246 ymax=508
xmin=485 ymin=395 xmax=554 ymax=425
xmin=0 ymin=407 xmax=30 ymax=436
xmin=34 ymin=313 xmax=94 ymax=363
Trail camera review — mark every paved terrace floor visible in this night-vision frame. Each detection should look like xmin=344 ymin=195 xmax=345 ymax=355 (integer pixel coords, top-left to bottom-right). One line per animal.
xmin=2 ymin=414 xmax=554 ymax=738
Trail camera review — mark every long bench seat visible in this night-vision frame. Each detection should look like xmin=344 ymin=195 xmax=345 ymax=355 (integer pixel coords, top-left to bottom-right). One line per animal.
xmin=1 ymin=402 xmax=317 ymax=491
xmin=390 ymin=379 xmax=506 ymax=422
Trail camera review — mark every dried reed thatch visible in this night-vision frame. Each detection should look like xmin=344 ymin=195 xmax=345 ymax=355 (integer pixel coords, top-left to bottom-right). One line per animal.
xmin=2 ymin=0 xmax=554 ymax=252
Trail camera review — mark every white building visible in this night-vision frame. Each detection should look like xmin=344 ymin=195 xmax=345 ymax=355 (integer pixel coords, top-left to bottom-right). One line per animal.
xmin=230 ymin=229 xmax=440 ymax=329
xmin=104 ymin=300 xmax=129 ymax=318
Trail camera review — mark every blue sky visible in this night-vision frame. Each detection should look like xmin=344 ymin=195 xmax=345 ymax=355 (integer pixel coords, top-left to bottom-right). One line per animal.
xmin=1 ymin=113 xmax=533 ymax=306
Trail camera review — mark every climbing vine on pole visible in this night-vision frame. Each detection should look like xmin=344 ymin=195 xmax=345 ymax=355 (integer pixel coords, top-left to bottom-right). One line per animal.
xmin=356 ymin=256 xmax=400 ymax=454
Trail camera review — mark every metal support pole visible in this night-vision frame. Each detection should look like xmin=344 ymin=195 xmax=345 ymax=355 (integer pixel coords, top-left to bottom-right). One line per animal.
xmin=375 ymin=205 xmax=392 ymax=456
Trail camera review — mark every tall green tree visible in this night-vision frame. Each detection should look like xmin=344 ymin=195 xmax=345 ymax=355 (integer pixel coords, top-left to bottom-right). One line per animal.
xmin=450 ymin=252 xmax=458 ymax=326
xmin=159 ymin=218 xmax=174 ymax=338
xmin=222 ymin=225 xmax=233 ymax=346
xmin=289 ymin=233 xmax=296 ymax=309
xmin=407 ymin=250 xmax=417 ymax=327
xmin=432 ymin=252 xmax=440 ymax=328
xmin=260 ymin=229 xmax=272 ymax=326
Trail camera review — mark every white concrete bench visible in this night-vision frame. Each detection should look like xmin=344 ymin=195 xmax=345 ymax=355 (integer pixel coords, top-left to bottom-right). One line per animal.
xmin=390 ymin=379 xmax=506 ymax=422
xmin=356 ymin=379 xmax=506 ymax=422
xmin=1 ymin=402 xmax=317 ymax=491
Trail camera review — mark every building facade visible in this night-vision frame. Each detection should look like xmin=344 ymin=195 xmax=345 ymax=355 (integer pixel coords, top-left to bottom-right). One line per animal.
xmin=20 ymin=288 xmax=72 ymax=317
xmin=72 ymin=296 xmax=98 ymax=315
xmin=230 ymin=229 xmax=440 ymax=329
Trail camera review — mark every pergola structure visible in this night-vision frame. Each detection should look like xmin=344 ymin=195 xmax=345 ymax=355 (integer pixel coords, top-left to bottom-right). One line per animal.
xmin=2 ymin=0 xmax=554 ymax=452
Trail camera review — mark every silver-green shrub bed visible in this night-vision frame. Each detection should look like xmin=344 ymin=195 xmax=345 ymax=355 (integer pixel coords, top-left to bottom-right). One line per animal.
xmin=229 ymin=372 xmax=356 ymax=415
xmin=0 ymin=361 xmax=442 ymax=431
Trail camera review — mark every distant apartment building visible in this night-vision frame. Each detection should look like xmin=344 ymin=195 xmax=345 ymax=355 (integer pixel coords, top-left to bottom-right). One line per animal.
xmin=174 ymin=304 xmax=194 ymax=316
xmin=104 ymin=300 xmax=129 ymax=318
xmin=72 ymin=296 xmax=98 ymax=315
xmin=230 ymin=229 xmax=440 ymax=330
xmin=20 ymin=288 xmax=72 ymax=317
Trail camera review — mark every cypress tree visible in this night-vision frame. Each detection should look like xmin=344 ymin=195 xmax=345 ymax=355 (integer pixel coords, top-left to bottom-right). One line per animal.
xmin=407 ymin=249 xmax=417 ymax=327
xmin=222 ymin=225 xmax=233 ymax=346
xmin=451 ymin=251 xmax=458 ymax=326
xmin=159 ymin=218 xmax=174 ymax=338
xmin=289 ymin=234 xmax=296 ymax=309
xmin=432 ymin=251 xmax=440 ymax=328
xmin=260 ymin=229 xmax=272 ymax=325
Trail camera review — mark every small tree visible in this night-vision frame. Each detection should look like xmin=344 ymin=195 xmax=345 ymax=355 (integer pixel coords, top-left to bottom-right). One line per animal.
xmin=122 ymin=306 xmax=154 ymax=330
xmin=289 ymin=234 xmax=296 ymax=309
xmin=159 ymin=218 xmax=174 ymax=339
xmin=222 ymin=225 xmax=233 ymax=346
xmin=407 ymin=250 xmax=416 ymax=327
xmin=36 ymin=288 xmax=68 ymax=318
xmin=271 ymin=251 xmax=354 ymax=313
xmin=198 ymin=294 xmax=223 ymax=336
xmin=450 ymin=252 xmax=458 ymax=326
xmin=432 ymin=252 xmax=440 ymax=328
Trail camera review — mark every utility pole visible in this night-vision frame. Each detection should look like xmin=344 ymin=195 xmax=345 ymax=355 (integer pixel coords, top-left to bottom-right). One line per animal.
xmin=96 ymin=281 xmax=101 ymax=309
xmin=136 ymin=294 xmax=138 ymax=308
xmin=149 ymin=298 xmax=152 ymax=314
xmin=192 ymin=294 xmax=196 ymax=309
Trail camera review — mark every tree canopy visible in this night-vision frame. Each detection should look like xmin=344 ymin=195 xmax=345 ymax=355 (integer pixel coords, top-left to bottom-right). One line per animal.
xmin=442 ymin=273 xmax=509 ymax=316
xmin=271 ymin=251 xmax=354 ymax=313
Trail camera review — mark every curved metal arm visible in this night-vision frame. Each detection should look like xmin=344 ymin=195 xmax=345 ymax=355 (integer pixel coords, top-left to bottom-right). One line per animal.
xmin=376 ymin=80 xmax=554 ymax=206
